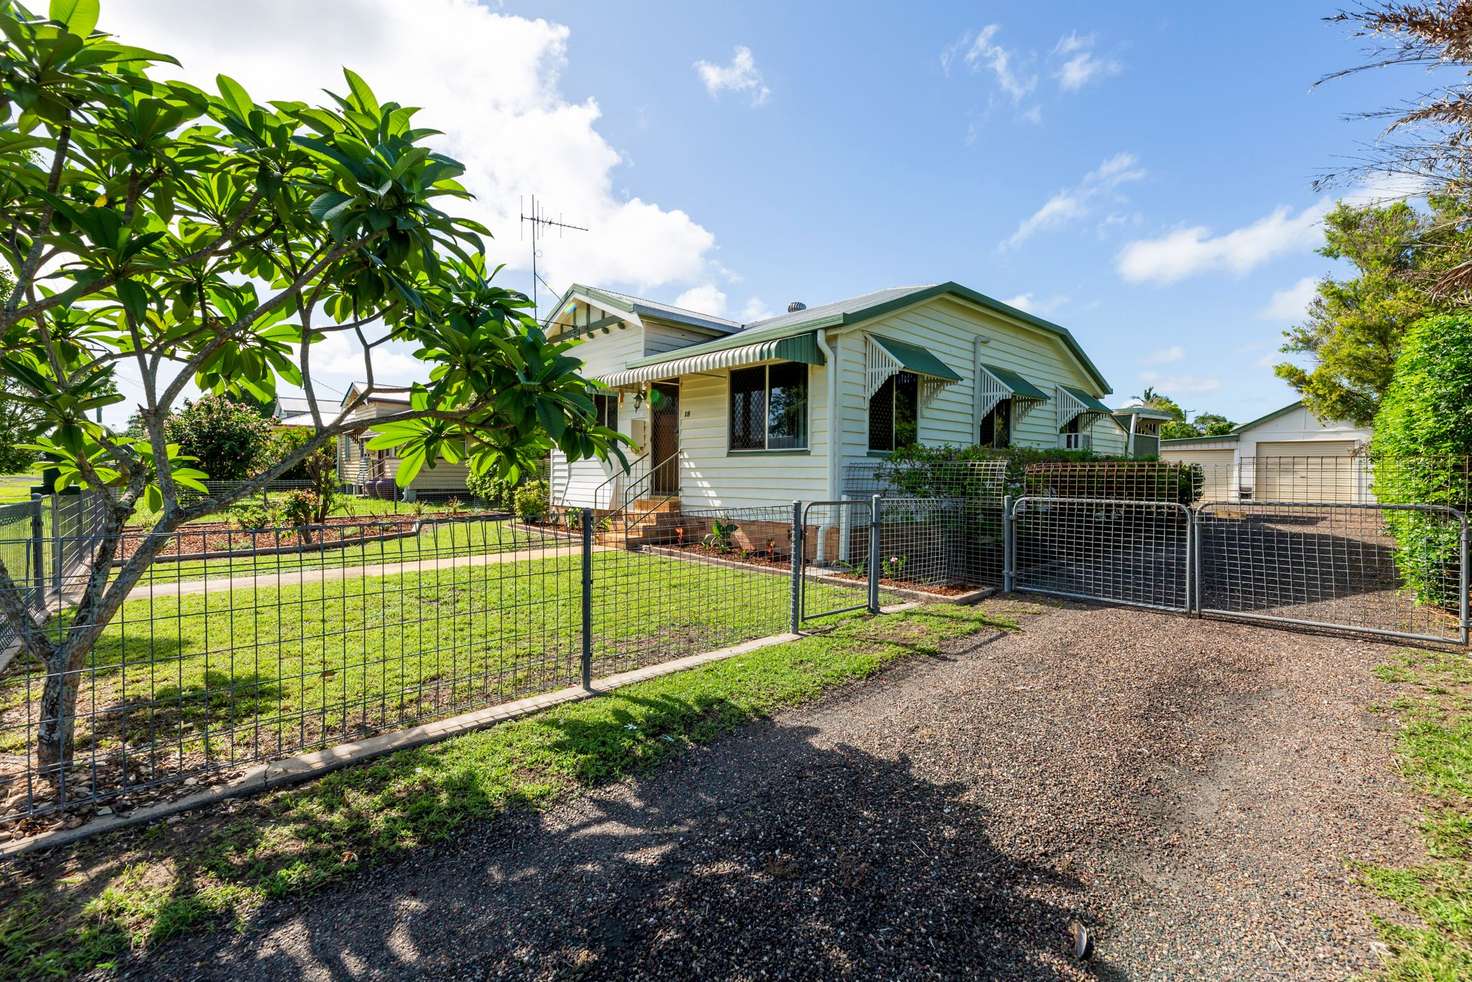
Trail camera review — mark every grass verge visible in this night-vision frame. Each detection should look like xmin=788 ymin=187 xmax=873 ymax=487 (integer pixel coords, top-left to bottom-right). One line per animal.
xmin=0 ymin=602 xmax=1014 ymax=978
xmin=1362 ymin=649 xmax=1472 ymax=979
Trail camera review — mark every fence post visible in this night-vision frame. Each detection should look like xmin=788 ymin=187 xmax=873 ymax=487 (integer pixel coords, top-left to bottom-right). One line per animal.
xmin=1002 ymin=494 xmax=1013 ymax=594
xmin=581 ymin=507 xmax=593 ymax=689
xmin=1461 ymin=516 xmax=1469 ymax=648
xmin=868 ymin=495 xmax=882 ymax=614
xmin=49 ymin=494 xmax=63 ymax=593
xmin=28 ymin=495 xmax=44 ymax=593
xmin=790 ymin=501 xmax=803 ymax=634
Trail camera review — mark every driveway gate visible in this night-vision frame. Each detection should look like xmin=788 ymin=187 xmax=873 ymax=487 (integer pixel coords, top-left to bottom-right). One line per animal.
xmin=1195 ymin=501 xmax=1469 ymax=645
xmin=1008 ymin=496 xmax=1193 ymax=613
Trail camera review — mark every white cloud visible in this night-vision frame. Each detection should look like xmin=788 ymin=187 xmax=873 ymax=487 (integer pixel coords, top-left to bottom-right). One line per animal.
xmin=948 ymin=25 xmax=1036 ymax=103
xmin=1116 ymin=201 xmax=1330 ymax=285
xmin=674 ymin=284 xmax=729 ymax=318
xmin=739 ymin=297 xmax=776 ymax=322
xmin=1139 ymin=370 xmax=1221 ymax=395
xmin=1000 ymin=292 xmax=1070 ymax=316
xmin=1142 ymin=344 xmax=1184 ymax=366
xmin=1052 ymin=32 xmax=1121 ymax=92
xmin=103 ymin=0 xmax=719 ymax=298
xmin=1260 ymin=276 xmax=1319 ymax=321
xmin=694 ymin=45 xmax=770 ymax=106
xmin=1004 ymin=152 xmax=1145 ymax=249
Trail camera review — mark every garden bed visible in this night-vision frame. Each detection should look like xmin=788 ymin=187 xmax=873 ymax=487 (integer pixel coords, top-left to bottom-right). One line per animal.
xmin=114 ymin=512 xmax=508 ymax=564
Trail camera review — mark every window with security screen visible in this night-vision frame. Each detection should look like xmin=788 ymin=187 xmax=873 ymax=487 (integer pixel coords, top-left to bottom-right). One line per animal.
xmin=869 ymin=371 xmax=919 ymax=452
xmin=729 ymin=363 xmax=807 ymax=451
xmin=979 ymin=399 xmax=1011 ymax=449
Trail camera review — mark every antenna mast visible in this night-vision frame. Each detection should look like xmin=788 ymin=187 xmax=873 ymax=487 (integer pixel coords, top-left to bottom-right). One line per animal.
xmin=519 ymin=194 xmax=588 ymax=323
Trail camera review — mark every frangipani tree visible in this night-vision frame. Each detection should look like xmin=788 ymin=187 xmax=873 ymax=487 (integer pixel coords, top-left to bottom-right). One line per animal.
xmin=0 ymin=0 xmax=623 ymax=772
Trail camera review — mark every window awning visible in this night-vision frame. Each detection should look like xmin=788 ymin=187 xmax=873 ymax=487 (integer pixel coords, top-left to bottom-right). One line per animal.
xmin=977 ymin=363 xmax=1050 ymax=424
xmin=872 ymin=335 xmax=963 ymax=384
xmin=981 ymin=363 xmax=1048 ymax=401
xmin=597 ymin=331 xmax=824 ymax=388
xmin=1056 ymin=384 xmax=1112 ymax=431
xmin=865 ymin=334 xmax=962 ymax=406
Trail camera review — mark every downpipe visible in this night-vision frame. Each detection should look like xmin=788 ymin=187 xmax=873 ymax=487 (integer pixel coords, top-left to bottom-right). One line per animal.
xmin=815 ymin=331 xmax=840 ymax=565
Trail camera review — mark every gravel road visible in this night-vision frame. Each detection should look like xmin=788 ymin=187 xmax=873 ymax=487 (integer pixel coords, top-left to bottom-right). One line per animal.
xmin=117 ymin=598 xmax=1421 ymax=980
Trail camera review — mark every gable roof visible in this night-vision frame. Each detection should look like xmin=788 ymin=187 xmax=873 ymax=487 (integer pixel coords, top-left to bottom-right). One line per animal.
xmin=585 ymin=281 xmax=1111 ymax=393
xmin=1160 ymin=400 xmax=1307 ymax=448
xmin=549 ymin=284 xmax=742 ymax=335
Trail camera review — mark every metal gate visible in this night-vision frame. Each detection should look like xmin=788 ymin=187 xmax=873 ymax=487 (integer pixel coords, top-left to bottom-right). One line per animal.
xmin=1196 ymin=501 xmax=1469 ymax=645
xmin=797 ymin=500 xmax=878 ymax=623
xmin=1008 ymin=496 xmax=1193 ymax=613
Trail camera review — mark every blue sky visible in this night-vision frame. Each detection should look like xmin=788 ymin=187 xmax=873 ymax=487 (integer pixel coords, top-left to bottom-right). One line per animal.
xmin=494 ymin=0 xmax=1415 ymax=421
xmin=104 ymin=1 xmax=1425 ymax=425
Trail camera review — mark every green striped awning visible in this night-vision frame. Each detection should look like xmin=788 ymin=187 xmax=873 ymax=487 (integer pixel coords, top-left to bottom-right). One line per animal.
xmin=1061 ymin=384 xmax=1110 ymax=413
xmin=597 ymin=330 xmax=824 ymax=387
xmin=871 ymin=335 xmax=963 ymax=383
xmin=981 ymin=363 xmax=1048 ymax=401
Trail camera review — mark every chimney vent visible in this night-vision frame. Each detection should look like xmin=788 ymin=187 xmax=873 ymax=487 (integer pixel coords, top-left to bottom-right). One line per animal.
xmin=787 ymin=301 xmax=806 ymax=313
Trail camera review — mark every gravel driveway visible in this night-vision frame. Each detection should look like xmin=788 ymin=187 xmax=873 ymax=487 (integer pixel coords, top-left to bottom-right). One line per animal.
xmin=117 ymin=598 xmax=1420 ymax=980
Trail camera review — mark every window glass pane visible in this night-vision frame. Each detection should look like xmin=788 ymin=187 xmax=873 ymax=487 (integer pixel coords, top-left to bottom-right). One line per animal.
xmin=980 ymin=399 xmax=1011 ymax=449
xmin=868 ymin=375 xmax=895 ymax=452
xmin=894 ymin=372 xmax=918 ymax=449
xmin=766 ymin=363 xmax=807 ymax=449
xmin=729 ymin=366 xmax=766 ymax=450
xmin=594 ymin=394 xmax=618 ymax=431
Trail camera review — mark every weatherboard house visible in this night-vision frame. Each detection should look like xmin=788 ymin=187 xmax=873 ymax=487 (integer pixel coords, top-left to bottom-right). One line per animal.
xmin=544 ymin=281 xmax=1125 ymax=513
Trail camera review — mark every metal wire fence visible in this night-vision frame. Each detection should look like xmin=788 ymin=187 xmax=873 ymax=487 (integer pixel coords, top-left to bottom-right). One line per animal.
xmin=1009 ymin=497 xmax=1194 ymax=612
xmin=0 ymin=508 xmax=874 ymax=823
xmin=1197 ymin=501 xmax=1468 ymax=645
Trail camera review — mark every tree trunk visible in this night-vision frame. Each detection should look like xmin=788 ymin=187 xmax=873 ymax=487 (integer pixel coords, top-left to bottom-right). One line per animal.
xmin=36 ymin=649 xmax=84 ymax=776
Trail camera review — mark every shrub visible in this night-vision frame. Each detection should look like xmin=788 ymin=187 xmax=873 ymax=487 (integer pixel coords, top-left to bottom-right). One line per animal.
xmin=467 ymin=469 xmax=518 ymax=510
xmin=163 ymin=395 xmax=273 ymax=482
xmin=514 ymin=480 xmax=549 ymax=522
xmin=281 ymin=490 xmax=318 ymax=531
xmin=1372 ymin=314 xmax=1472 ymax=607
xmin=704 ymin=518 xmax=739 ymax=553
xmin=231 ymin=502 xmax=279 ymax=531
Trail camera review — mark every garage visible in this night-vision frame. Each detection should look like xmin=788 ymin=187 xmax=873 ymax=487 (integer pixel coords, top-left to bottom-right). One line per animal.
xmin=1251 ymin=440 xmax=1361 ymax=502
xmin=1160 ymin=446 xmax=1235 ymax=503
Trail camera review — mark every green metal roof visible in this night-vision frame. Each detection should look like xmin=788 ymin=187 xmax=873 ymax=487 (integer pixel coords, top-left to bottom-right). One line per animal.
xmin=1061 ymin=384 xmax=1111 ymax=414
xmin=981 ymin=363 xmax=1048 ymax=401
xmin=589 ymin=281 xmax=1111 ymax=393
xmin=873 ymin=335 xmax=963 ymax=382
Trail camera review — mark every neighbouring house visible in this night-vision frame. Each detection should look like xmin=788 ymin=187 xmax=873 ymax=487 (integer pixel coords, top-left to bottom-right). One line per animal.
xmin=1110 ymin=402 xmax=1176 ymax=459
xmin=335 ymin=384 xmax=471 ymax=499
xmin=1160 ymin=400 xmax=1373 ymax=502
xmin=544 ymin=281 xmax=1124 ymax=514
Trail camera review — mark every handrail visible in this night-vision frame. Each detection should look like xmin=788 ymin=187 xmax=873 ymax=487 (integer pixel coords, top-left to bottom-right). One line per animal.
xmin=608 ymin=448 xmax=685 ymax=534
xmin=590 ymin=450 xmax=644 ymax=511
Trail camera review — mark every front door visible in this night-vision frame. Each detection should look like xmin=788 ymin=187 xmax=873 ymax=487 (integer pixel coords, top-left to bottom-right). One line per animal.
xmin=650 ymin=382 xmax=680 ymax=495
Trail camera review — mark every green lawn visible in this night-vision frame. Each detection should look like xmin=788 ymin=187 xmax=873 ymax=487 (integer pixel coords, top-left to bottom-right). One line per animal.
xmin=0 ymin=476 xmax=34 ymax=504
xmin=0 ymin=549 xmax=872 ymax=768
xmin=1362 ymin=650 xmax=1472 ymax=978
xmin=0 ymin=603 xmax=1013 ymax=979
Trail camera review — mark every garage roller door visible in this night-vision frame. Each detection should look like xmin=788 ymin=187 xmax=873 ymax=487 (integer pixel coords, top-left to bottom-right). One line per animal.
xmin=1251 ymin=441 xmax=1360 ymax=502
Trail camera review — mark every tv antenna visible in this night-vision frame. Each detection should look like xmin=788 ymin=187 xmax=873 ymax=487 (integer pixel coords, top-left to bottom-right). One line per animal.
xmin=520 ymin=194 xmax=587 ymax=323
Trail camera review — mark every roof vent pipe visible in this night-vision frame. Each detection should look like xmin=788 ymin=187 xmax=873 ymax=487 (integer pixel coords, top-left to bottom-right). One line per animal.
xmin=787 ymin=301 xmax=806 ymax=313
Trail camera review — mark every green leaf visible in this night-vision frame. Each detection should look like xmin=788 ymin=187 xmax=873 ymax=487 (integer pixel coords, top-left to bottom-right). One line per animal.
xmin=49 ymin=0 xmax=99 ymax=36
xmin=215 ymin=74 xmax=253 ymax=119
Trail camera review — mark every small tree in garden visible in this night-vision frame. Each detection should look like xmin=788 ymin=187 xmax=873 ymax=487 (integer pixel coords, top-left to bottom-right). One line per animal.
xmin=163 ymin=394 xmax=272 ymax=481
xmin=0 ymin=1 xmax=624 ymax=774
xmin=1371 ymin=314 xmax=1472 ymax=608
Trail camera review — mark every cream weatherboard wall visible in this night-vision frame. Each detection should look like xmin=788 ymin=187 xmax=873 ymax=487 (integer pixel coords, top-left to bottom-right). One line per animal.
xmin=827 ymin=295 xmax=1123 ymax=476
xmin=672 ymin=363 xmax=830 ymax=510
xmin=548 ymin=311 xmax=643 ymax=508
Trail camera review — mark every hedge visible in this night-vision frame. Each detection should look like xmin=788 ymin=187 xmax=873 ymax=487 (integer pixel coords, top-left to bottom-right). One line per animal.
xmin=1371 ymin=314 xmax=1472 ymax=608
